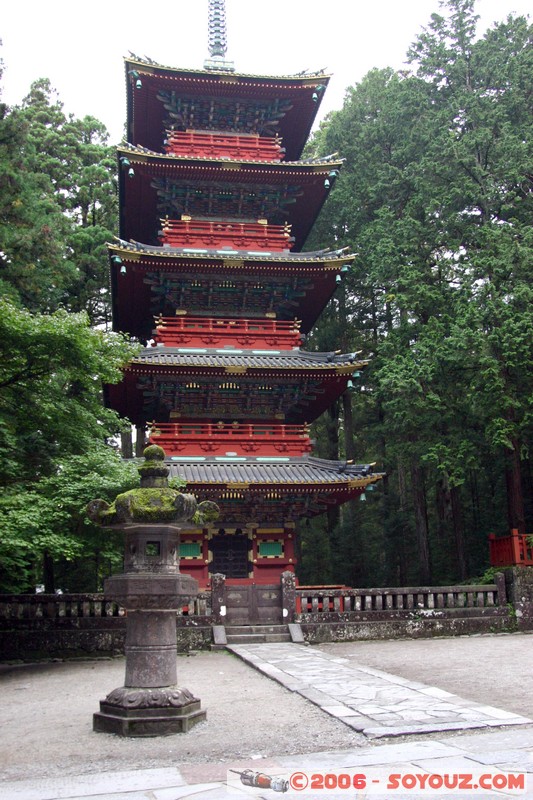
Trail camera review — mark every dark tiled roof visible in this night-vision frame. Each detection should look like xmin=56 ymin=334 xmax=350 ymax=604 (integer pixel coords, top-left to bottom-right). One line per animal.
xmin=125 ymin=55 xmax=332 ymax=83
xmin=131 ymin=347 xmax=367 ymax=371
xmin=118 ymin=142 xmax=342 ymax=171
xmin=166 ymin=454 xmax=382 ymax=488
xmin=110 ymin=238 xmax=354 ymax=265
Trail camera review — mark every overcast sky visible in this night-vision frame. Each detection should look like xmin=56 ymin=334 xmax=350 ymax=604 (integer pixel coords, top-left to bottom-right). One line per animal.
xmin=1 ymin=0 xmax=530 ymax=144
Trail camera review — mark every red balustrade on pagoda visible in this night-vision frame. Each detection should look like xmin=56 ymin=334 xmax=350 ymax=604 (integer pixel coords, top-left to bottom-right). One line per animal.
xmin=159 ymin=217 xmax=294 ymax=252
xmin=489 ymin=529 xmax=533 ymax=567
xmin=153 ymin=315 xmax=303 ymax=349
xmin=165 ymin=130 xmax=285 ymax=162
xmin=148 ymin=421 xmax=312 ymax=456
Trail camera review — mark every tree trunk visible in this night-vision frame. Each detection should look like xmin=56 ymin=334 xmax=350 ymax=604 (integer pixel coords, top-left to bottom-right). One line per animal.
xmin=468 ymin=468 xmax=481 ymax=538
xmin=410 ymin=461 xmax=431 ymax=583
xmin=94 ymin=548 xmax=101 ymax=592
xmin=505 ymin=440 xmax=526 ymax=534
xmin=436 ymin=476 xmax=468 ymax=580
xmin=121 ymin=429 xmax=133 ymax=459
xmin=451 ymin=485 xmax=468 ymax=580
xmin=435 ymin=477 xmax=451 ymax=544
xmin=524 ymin=458 xmax=533 ymax=533
xmin=135 ymin=425 xmax=146 ymax=457
xmin=395 ymin=460 xmax=410 ymax=585
xmin=43 ymin=550 xmax=55 ymax=593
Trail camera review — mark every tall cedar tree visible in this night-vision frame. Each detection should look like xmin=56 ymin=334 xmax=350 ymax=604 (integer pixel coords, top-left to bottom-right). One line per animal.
xmin=305 ymin=0 xmax=532 ymax=584
xmin=0 ymin=63 xmax=138 ymax=591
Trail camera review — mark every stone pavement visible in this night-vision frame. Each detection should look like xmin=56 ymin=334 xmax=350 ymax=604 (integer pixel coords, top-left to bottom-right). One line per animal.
xmin=4 ymin=727 xmax=533 ymax=799
xmin=3 ymin=642 xmax=533 ymax=800
xmin=228 ymin=643 xmax=531 ymax=738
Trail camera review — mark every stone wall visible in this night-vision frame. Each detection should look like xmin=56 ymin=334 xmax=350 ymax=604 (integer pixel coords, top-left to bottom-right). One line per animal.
xmin=0 ymin=594 xmax=212 ymax=661
xmin=300 ymin=608 xmax=514 ymax=644
xmin=504 ymin=566 xmax=533 ymax=629
xmin=294 ymin=574 xmax=527 ymax=642
xmin=2 ymin=570 xmax=533 ymax=660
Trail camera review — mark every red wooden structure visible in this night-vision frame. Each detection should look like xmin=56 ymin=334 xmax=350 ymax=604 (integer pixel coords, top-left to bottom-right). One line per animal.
xmin=165 ymin=130 xmax=285 ymax=161
xmin=159 ymin=217 xmax=294 ymax=252
xmin=153 ymin=315 xmax=302 ymax=349
xmin=489 ymin=530 xmax=533 ymax=567
xmin=148 ymin=421 xmax=312 ymax=456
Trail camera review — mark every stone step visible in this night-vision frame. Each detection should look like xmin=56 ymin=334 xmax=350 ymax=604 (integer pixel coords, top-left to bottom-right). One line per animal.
xmin=225 ymin=632 xmax=292 ymax=644
xmin=225 ymin=624 xmax=288 ymax=636
xmin=224 ymin=623 xmax=292 ymax=645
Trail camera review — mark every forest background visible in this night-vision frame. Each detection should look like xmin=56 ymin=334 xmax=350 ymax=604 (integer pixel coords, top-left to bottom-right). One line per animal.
xmin=0 ymin=0 xmax=531 ymax=593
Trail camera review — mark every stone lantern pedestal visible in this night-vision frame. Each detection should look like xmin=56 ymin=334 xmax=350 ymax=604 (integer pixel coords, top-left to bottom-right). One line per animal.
xmin=88 ymin=445 xmax=217 ymax=737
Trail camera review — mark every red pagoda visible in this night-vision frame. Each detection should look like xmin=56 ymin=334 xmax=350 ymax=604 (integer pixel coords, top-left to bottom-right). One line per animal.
xmin=106 ymin=0 xmax=382 ymax=620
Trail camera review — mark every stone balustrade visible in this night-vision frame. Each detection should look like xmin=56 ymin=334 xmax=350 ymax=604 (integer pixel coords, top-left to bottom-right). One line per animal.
xmin=0 ymin=581 xmax=507 ymax=627
xmin=295 ymin=577 xmax=506 ymax=619
xmin=2 ymin=570 xmax=532 ymax=660
xmin=0 ymin=593 xmax=210 ymax=621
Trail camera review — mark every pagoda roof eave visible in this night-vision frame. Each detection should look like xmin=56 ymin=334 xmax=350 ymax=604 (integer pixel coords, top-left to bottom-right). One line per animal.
xmin=127 ymin=346 xmax=369 ymax=373
xmin=118 ymin=143 xmax=344 ymax=172
xmin=163 ymin=454 xmax=384 ymax=489
xmin=108 ymin=241 xmax=348 ymax=337
xmin=109 ymin=239 xmax=355 ymax=267
xmin=125 ymin=55 xmax=332 ymax=85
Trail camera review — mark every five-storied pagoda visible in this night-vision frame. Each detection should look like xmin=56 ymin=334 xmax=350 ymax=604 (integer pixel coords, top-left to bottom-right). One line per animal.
xmin=106 ymin=0 xmax=382 ymax=623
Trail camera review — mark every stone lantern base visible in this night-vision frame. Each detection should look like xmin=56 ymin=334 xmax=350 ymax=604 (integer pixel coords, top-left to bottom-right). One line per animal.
xmin=93 ymin=685 xmax=206 ymax=737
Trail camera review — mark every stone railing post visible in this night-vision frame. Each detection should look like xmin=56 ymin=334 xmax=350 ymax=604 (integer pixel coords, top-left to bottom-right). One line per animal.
xmin=281 ymin=570 xmax=296 ymax=623
xmin=504 ymin=566 xmax=533 ymax=629
xmin=211 ymin=573 xmax=226 ymax=624
xmin=495 ymin=571 xmax=507 ymax=605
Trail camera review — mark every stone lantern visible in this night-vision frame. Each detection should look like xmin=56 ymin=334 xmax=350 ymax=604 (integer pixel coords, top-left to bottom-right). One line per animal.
xmin=87 ymin=445 xmax=218 ymax=737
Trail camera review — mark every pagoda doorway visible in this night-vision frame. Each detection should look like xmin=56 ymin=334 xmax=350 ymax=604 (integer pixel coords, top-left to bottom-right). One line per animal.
xmin=208 ymin=528 xmax=283 ymax=624
xmin=209 ymin=529 xmax=251 ymax=579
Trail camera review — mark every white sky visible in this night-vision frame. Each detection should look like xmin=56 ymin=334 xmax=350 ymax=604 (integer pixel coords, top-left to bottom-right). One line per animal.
xmin=1 ymin=0 xmax=530 ymax=144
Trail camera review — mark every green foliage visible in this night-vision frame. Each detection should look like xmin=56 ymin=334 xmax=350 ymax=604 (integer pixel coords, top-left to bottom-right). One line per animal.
xmin=467 ymin=566 xmax=502 ymax=585
xmin=297 ymin=517 xmax=333 ymax=585
xmin=0 ymin=67 xmax=139 ymax=593
xmin=0 ymin=445 xmax=139 ymax=592
xmin=0 ymin=78 xmax=117 ymax=324
xmin=0 ymin=297 xmax=139 ymax=484
xmin=307 ymin=0 xmax=533 ymax=584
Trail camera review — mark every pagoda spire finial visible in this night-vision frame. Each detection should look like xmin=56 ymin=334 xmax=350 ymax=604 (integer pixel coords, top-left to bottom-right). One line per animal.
xmin=204 ymin=0 xmax=235 ymax=72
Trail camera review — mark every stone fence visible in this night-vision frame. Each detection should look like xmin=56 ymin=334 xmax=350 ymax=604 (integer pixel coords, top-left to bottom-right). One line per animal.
xmin=1 ymin=568 xmax=532 ymax=661
xmin=0 ymin=593 xmax=211 ymax=621
xmin=0 ymin=592 xmax=213 ymax=661
xmin=295 ymin=579 xmax=505 ymax=616
xmin=291 ymin=575 xmax=515 ymax=643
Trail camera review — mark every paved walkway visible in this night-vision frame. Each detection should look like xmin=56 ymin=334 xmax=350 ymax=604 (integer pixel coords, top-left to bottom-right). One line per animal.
xmin=228 ymin=643 xmax=531 ymax=739
xmin=3 ymin=642 xmax=533 ymax=800
xmin=4 ymin=725 xmax=533 ymax=799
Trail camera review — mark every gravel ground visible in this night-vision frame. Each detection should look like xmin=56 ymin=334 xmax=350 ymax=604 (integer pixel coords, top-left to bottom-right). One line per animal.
xmin=1 ymin=632 xmax=531 ymax=782
xmin=0 ymin=650 xmax=364 ymax=782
